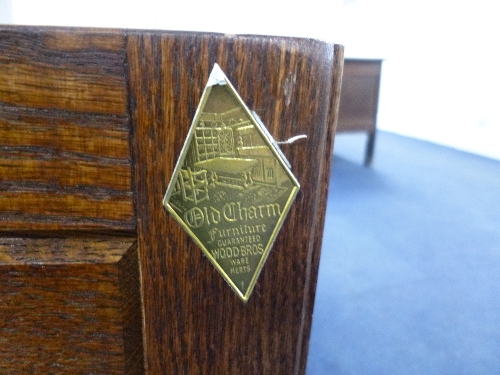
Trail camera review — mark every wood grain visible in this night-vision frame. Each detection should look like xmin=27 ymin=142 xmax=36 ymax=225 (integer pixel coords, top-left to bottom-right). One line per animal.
xmin=0 ymin=26 xmax=342 ymax=374
xmin=0 ymin=28 xmax=126 ymax=114
xmin=0 ymin=26 xmax=135 ymax=234
xmin=128 ymin=31 xmax=342 ymax=374
xmin=119 ymin=242 xmax=146 ymax=375
xmin=0 ymin=237 xmax=133 ymax=265
xmin=0 ymin=238 xmax=143 ymax=374
xmin=293 ymin=43 xmax=345 ymax=373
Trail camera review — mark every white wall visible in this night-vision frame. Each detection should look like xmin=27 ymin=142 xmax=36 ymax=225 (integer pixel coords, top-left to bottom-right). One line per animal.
xmin=5 ymin=0 xmax=500 ymax=160
xmin=333 ymin=0 xmax=500 ymax=160
xmin=0 ymin=0 xmax=13 ymax=23
xmin=9 ymin=0 xmax=342 ymax=38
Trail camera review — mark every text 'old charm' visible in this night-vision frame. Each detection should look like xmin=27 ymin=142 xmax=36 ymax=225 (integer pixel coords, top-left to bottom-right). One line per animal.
xmin=163 ymin=64 xmax=299 ymax=302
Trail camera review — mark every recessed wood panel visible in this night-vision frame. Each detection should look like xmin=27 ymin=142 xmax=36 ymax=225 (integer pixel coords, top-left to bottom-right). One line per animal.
xmin=0 ymin=27 xmax=135 ymax=234
xmin=0 ymin=238 xmax=144 ymax=375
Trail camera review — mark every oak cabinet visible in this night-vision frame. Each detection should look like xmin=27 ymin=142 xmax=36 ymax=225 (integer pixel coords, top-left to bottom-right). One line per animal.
xmin=0 ymin=26 xmax=343 ymax=374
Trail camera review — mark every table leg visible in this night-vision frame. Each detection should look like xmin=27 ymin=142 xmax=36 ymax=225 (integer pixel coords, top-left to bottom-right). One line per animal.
xmin=364 ymin=131 xmax=376 ymax=167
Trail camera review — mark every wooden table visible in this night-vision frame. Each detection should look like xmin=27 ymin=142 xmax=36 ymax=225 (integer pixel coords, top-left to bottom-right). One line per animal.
xmin=336 ymin=58 xmax=383 ymax=166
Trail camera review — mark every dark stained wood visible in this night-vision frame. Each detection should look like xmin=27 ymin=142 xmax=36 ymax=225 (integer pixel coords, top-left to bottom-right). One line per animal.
xmin=0 ymin=25 xmax=343 ymax=374
xmin=328 ymin=46 xmax=346 ymax=134
xmin=0 ymin=28 xmax=127 ymax=114
xmin=293 ymin=43 xmax=345 ymax=373
xmin=336 ymin=58 xmax=382 ymax=166
xmin=0 ymin=238 xmax=143 ymax=374
xmin=118 ymin=242 xmax=146 ymax=375
xmin=0 ymin=26 xmax=144 ymax=374
xmin=127 ymin=31 xmax=343 ymax=374
xmin=0 ymin=237 xmax=132 ymax=264
xmin=0 ymin=27 xmax=135 ymax=233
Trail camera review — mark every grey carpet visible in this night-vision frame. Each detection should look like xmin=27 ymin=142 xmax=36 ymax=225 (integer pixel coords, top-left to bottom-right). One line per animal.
xmin=306 ymin=131 xmax=500 ymax=375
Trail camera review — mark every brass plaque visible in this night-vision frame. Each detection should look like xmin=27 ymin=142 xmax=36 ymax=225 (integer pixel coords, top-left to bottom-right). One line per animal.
xmin=163 ymin=64 xmax=299 ymax=302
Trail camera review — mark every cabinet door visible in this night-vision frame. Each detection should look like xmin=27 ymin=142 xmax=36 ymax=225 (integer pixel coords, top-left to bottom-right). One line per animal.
xmin=0 ymin=26 xmax=343 ymax=374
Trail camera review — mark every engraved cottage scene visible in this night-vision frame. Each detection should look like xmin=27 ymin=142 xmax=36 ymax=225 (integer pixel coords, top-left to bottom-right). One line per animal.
xmin=165 ymin=84 xmax=299 ymax=299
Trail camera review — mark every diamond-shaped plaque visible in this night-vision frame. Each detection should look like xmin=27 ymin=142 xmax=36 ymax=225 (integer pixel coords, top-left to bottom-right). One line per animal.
xmin=163 ymin=64 xmax=299 ymax=302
